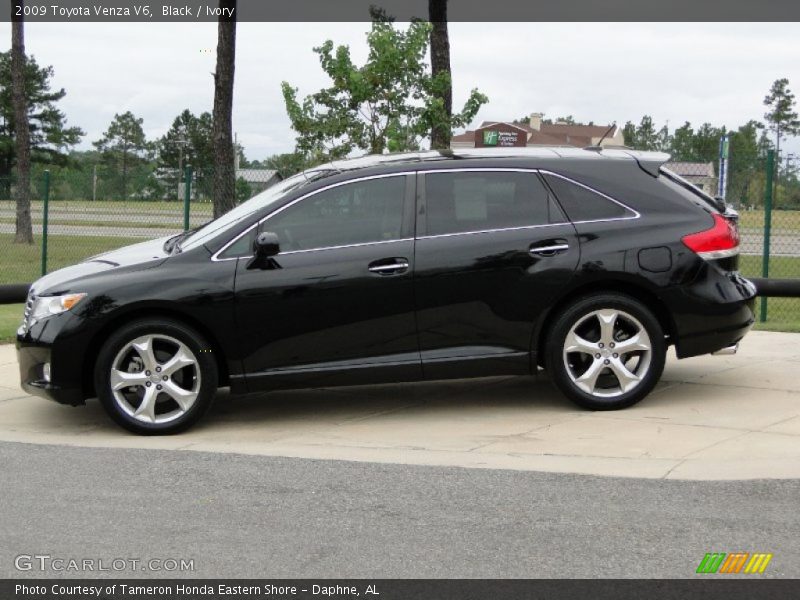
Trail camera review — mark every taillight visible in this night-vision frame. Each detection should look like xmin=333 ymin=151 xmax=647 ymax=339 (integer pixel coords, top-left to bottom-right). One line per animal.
xmin=681 ymin=213 xmax=739 ymax=260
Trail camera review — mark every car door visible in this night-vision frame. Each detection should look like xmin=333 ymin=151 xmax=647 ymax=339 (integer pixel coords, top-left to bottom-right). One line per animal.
xmin=231 ymin=172 xmax=421 ymax=391
xmin=414 ymin=168 xmax=580 ymax=378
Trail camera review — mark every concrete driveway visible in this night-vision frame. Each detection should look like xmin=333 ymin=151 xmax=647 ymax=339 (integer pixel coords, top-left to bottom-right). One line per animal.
xmin=0 ymin=331 xmax=798 ymax=481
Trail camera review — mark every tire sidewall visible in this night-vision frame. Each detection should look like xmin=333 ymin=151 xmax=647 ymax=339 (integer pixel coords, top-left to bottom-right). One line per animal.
xmin=547 ymin=293 xmax=666 ymax=410
xmin=94 ymin=318 xmax=218 ymax=435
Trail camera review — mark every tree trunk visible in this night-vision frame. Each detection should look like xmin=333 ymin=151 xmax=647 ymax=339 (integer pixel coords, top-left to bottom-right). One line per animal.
xmin=428 ymin=0 xmax=452 ymax=150
xmin=11 ymin=2 xmax=33 ymax=244
xmin=212 ymin=0 xmax=237 ymax=219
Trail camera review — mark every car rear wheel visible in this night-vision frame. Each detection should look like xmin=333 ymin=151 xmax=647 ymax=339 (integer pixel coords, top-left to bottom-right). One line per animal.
xmin=94 ymin=318 xmax=218 ymax=434
xmin=546 ymin=293 xmax=666 ymax=410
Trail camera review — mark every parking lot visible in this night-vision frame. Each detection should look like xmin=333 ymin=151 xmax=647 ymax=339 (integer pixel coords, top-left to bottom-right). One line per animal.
xmin=1 ymin=330 xmax=799 ymax=480
xmin=2 ymin=331 xmax=800 ymax=578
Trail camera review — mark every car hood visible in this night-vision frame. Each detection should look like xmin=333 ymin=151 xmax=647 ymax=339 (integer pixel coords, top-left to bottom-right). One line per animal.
xmin=30 ymin=235 xmax=173 ymax=295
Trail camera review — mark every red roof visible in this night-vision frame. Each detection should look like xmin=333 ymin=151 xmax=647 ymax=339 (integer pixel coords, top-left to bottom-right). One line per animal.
xmin=454 ymin=120 xmax=616 ymax=148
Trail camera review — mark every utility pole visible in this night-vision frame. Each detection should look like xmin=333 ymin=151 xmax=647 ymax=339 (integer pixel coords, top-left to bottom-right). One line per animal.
xmin=174 ymin=137 xmax=189 ymax=201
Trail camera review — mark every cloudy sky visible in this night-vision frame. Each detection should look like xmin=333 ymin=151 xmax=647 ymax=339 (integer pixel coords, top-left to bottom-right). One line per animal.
xmin=1 ymin=21 xmax=799 ymax=159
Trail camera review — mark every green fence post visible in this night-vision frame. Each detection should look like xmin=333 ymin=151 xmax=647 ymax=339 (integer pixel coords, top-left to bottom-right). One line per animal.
xmin=41 ymin=170 xmax=50 ymax=277
xmin=183 ymin=166 xmax=192 ymax=232
xmin=760 ymin=149 xmax=775 ymax=323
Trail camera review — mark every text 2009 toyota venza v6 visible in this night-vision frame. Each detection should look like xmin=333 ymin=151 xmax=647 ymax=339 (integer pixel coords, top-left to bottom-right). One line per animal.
xmin=17 ymin=148 xmax=756 ymax=434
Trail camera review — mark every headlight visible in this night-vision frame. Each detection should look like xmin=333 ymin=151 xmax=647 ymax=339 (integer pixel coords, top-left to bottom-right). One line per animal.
xmin=28 ymin=293 xmax=87 ymax=325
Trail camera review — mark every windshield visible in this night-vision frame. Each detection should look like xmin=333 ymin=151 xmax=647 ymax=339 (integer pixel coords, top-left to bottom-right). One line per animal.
xmin=179 ymin=169 xmax=338 ymax=251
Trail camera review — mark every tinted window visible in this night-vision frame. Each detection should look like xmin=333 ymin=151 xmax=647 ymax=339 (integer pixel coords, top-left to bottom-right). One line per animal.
xmin=543 ymin=174 xmax=634 ymax=222
xmin=424 ymin=171 xmax=564 ymax=236
xmin=263 ymin=176 xmax=406 ymax=252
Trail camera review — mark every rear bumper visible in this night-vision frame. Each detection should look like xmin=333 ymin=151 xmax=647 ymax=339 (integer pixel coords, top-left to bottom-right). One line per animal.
xmin=674 ymin=297 xmax=755 ymax=358
xmin=671 ymin=269 xmax=757 ymax=359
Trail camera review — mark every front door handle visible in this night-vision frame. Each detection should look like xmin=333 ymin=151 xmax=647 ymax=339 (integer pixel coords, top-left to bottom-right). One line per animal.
xmin=529 ymin=240 xmax=569 ymax=257
xmin=368 ymin=258 xmax=410 ymax=275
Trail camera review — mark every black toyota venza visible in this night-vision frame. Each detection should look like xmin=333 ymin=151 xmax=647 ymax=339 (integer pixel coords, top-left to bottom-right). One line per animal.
xmin=16 ymin=148 xmax=756 ymax=434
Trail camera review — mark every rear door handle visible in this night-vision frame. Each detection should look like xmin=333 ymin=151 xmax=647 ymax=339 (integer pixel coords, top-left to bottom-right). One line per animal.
xmin=529 ymin=241 xmax=570 ymax=257
xmin=368 ymin=258 xmax=410 ymax=275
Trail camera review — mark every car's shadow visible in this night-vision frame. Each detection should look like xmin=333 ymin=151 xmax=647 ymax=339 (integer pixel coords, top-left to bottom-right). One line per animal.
xmin=12 ymin=366 xmax=695 ymax=438
xmin=199 ymin=374 xmax=571 ymax=429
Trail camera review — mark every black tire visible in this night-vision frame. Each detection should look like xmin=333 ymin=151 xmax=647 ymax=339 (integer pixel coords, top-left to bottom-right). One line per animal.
xmin=94 ymin=318 xmax=218 ymax=434
xmin=545 ymin=293 xmax=666 ymax=410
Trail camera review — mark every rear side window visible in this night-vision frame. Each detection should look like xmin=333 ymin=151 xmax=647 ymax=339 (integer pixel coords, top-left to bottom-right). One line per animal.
xmin=424 ymin=171 xmax=565 ymax=236
xmin=543 ymin=174 xmax=636 ymax=222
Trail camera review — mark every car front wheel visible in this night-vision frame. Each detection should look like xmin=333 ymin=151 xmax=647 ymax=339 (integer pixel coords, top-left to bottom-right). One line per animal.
xmin=94 ymin=318 xmax=218 ymax=434
xmin=546 ymin=293 xmax=666 ymax=410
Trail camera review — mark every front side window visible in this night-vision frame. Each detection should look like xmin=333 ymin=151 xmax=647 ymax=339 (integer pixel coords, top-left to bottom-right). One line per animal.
xmin=423 ymin=171 xmax=564 ymax=236
xmin=262 ymin=175 xmax=407 ymax=252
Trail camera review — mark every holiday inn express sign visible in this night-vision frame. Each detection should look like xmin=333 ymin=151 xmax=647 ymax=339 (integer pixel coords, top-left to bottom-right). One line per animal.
xmin=476 ymin=125 xmax=527 ymax=147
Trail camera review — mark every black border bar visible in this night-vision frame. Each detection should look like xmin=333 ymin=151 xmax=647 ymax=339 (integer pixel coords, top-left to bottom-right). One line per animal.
xmin=2 ymin=0 xmax=800 ymax=22
xmin=4 ymin=579 xmax=800 ymax=600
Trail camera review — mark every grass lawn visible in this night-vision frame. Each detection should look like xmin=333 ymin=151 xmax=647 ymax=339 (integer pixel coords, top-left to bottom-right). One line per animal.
xmin=0 ymin=217 xmax=181 ymax=230
xmin=1 ymin=233 xmax=141 ymax=284
xmin=738 ymin=209 xmax=800 ymax=231
xmin=0 ymin=199 xmax=214 ymax=214
xmin=0 ymin=303 xmax=22 ymax=343
xmin=735 ymin=255 xmax=800 ymax=332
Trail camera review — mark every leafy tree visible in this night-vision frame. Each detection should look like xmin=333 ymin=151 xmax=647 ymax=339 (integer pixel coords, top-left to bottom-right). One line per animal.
xmin=763 ymin=78 xmax=800 ymax=166
xmin=0 ymin=48 xmax=84 ymax=241
xmin=158 ymin=109 xmax=214 ymax=200
xmin=623 ymin=115 xmax=666 ymax=151
xmin=669 ymin=122 xmax=695 ymax=160
xmin=212 ymin=0 xmax=237 ymax=218
xmin=235 ymin=176 xmax=252 ymax=203
xmin=0 ymin=53 xmax=84 ymax=178
xmin=93 ymin=111 xmax=150 ymax=199
xmin=281 ymin=17 xmax=488 ymax=157
xmin=159 ymin=110 xmax=214 ymax=172
xmin=692 ymin=123 xmax=726 ymax=164
xmin=257 ymin=152 xmax=310 ymax=178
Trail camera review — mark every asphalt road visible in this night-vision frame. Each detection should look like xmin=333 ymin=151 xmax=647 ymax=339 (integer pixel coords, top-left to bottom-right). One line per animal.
xmin=1 ymin=441 xmax=798 ymax=579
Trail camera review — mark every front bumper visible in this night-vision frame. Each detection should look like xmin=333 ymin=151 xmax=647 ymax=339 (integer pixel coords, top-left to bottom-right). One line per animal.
xmin=17 ymin=343 xmax=85 ymax=406
xmin=17 ymin=302 xmax=90 ymax=410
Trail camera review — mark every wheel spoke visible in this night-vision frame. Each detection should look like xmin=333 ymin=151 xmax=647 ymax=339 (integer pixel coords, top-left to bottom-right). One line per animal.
xmin=563 ymin=307 xmax=653 ymax=399
xmin=162 ymin=380 xmax=198 ymax=411
xmin=614 ymin=332 xmax=650 ymax=354
xmin=597 ymin=310 xmax=618 ymax=345
xmin=608 ymin=358 xmax=641 ymax=392
xmin=111 ymin=333 xmax=202 ymax=424
xmin=574 ymin=359 xmax=605 ymax=394
xmin=160 ymin=346 xmax=195 ymax=377
xmin=131 ymin=337 xmax=158 ymax=372
xmin=109 ymin=368 xmax=148 ymax=391
xmin=133 ymin=386 xmax=158 ymax=423
xmin=564 ymin=330 xmax=598 ymax=356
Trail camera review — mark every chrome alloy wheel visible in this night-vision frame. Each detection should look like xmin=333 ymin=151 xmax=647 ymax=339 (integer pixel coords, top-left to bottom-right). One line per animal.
xmin=109 ymin=334 xmax=201 ymax=424
xmin=562 ymin=309 xmax=652 ymax=398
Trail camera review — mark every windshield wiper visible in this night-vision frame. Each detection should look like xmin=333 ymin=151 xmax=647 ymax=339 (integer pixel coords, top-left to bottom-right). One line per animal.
xmin=163 ymin=227 xmax=200 ymax=255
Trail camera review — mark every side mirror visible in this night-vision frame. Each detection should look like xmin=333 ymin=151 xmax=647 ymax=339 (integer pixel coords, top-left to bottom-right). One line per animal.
xmin=246 ymin=232 xmax=282 ymax=270
xmin=253 ymin=231 xmax=280 ymax=258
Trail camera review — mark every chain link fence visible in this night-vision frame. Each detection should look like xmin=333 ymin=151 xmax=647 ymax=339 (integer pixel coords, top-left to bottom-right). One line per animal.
xmin=1 ymin=158 xmax=798 ymax=330
xmin=0 ymin=166 xmax=280 ymax=286
xmin=668 ymin=155 xmax=800 ymax=331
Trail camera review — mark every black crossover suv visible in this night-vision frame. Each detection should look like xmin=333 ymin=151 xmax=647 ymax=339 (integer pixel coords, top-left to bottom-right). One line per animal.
xmin=17 ymin=148 xmax=756 ymax=434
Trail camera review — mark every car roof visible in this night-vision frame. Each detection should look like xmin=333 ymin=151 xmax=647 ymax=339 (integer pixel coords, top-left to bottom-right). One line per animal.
xmin=313 ymin=147 xmax=671 ymax=177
